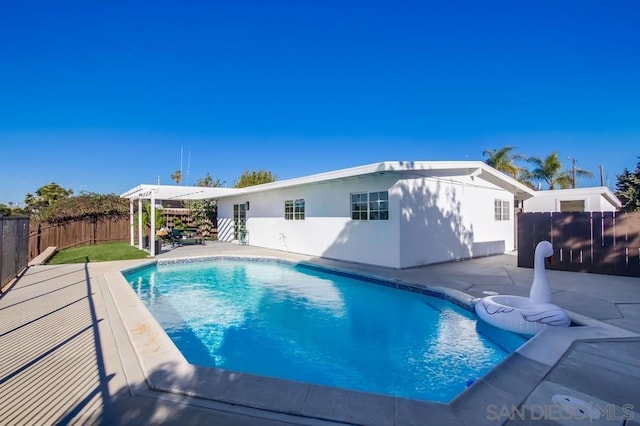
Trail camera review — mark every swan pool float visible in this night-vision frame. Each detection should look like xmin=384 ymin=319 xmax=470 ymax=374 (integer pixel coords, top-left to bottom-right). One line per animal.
xmin=475 ymin=241 xmax=570 ymax=335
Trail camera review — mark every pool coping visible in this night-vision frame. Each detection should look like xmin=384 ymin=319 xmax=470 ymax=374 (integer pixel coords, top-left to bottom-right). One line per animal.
xmin=104 ymin=254 xmax=640 ymax=425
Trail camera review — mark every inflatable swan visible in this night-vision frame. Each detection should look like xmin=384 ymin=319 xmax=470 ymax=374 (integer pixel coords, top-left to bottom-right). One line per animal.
xmin=475 ymin=241 xmax=570 ymax=335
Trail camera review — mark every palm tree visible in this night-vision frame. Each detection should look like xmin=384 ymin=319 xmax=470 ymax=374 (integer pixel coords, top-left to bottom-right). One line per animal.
xmin=24 ymin=192 xmax=36 ymax=209
xmin=36 ymin=182 xmax=73 ymax=203
xmin=171 ymin=170 xmax=183 ymax=185
xmin=482 ymin=146 xmax=525 ymax=179
xmin=517 ymin=168 xmax=535 ymax=189
xmin=24 ymin=182 xmax=73 ymax=214
xmin=135 ymin=202 xmax=165 ymax=235
xmin=566 ymin=157 xmax=595 ymax=189
xmin=527 ymin=152 xmax=592 ymax=189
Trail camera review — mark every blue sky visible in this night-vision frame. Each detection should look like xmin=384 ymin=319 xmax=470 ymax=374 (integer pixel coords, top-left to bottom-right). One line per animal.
xmin=1 ymin=0 xmax=638 ymax=205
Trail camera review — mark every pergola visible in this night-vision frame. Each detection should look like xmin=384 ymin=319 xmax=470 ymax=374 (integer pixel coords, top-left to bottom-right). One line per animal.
xmin=120 ymin=184 xmax=240 ymax=256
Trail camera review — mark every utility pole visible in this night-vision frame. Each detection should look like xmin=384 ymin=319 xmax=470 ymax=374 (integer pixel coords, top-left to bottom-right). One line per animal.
xmin=600 ymin=165 xmax=605 ymax=187
xmin=568 ymin=157 xmax=577 ymax=189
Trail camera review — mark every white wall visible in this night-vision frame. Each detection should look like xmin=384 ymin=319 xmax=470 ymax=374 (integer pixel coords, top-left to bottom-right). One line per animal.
xmin=398 ymin=174 xmax=514 ymax=267
xmin=218 ymin=173 xmax=517 ymax=268
xmin=523 ymin=188 xmax=619 ymax=212
xmin=217 ymin=174 xmax=402 ymax=268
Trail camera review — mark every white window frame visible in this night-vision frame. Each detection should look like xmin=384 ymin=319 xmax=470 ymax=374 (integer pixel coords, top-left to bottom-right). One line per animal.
xmin=284 ymin=200 xmax=293 ymax=220
xmin=294 ymin=199 xmax=305 ymax=220
xmin=351 ymin=191 xmax=389 ymax=221
xmin=494 ymin=199 xmax=510 ymax=221
xmin=368 ymin=191 xmax=389 ymax=220
xmin=285 ymin=199 xmax=304 ymax=220
xmin=351 ymin=192 xmax=368 ymax=220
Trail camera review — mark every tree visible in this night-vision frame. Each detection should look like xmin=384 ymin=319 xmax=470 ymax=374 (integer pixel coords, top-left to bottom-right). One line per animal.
xmin=184 ymin=173 xmax=225 ymax=238
xmin=2 ymin=202 xmax=29 ymax=216
xmin=0 ymin=203 xmax=12 ymax=216
xmin=135 ymin=201 xmax=165 ymax=235
xmin=527 ymin=152 xmax=592 ymax=190
xmin=565 ymin=157 xmax=595 ymax=189
xmin=25 ymin=182 xmax=73 ymax=216
xmin=37 ymin=182 xmax=73 ymax=201
xmin=516 ymin=168 xmax=535 ymax=189
xmin=171 ymin=170 xmax=183 ymax=185
xmin=615 ymin=157 xmax=640 ymax=212
xmin=233 ymin=170 xmax=276 ymax=188
xmin=482 ymin=146 xmax=525 ymax=179
xmin=35 ymin=192 xmax=129 ymax=222
xmin=196 ymin=173 xmax=225 ymax=188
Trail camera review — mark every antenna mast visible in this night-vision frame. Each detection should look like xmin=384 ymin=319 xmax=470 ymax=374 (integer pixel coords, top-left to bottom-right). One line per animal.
xmin=186 ymin=150 xmax=191 ymax=183
xmin=180 ymin=146 xmax=183 ymax=185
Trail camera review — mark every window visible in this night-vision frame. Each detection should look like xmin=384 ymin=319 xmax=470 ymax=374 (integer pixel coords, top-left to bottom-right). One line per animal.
xmin=560 ymin=200 xmax=585 ymax=212
xmin=502 ymin=200 xmax=510 ymax=220
xmin=284 ymin=200 xmax=293 ymax=220
xmin=284 ymin=199 xmax=305 ymax=220
xmin=351 ymin=191 xmax=389 ymax=220
xmin=294 ymin=199 xmax=305 ymax=219
xmin=495 ymin=199 xmax=510 ymax=221
xmin=351 ymin=193 xmax=369 ymax=220
xmin=369 ymin=191 xmax=389 ymax=220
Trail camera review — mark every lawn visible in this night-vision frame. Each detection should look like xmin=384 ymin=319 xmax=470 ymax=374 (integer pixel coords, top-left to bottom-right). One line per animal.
xmin=47 ymin=241 xmax=150 ymax=264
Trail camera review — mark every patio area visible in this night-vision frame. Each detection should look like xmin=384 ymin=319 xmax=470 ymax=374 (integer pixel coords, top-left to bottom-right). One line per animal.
xmin=1 ymin=242 xmax=639 ymax=425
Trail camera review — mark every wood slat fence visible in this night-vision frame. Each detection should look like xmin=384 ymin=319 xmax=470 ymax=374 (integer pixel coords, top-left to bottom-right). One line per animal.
xmin=518 ymin=211 xmax=640 ymax=277
xmin=1 ymin=216 xmax=30 ymax=290
xmin=29 ymin=217 xmax=131 ymax=260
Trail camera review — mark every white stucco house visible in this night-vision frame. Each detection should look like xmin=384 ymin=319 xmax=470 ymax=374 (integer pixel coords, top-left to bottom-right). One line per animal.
xmin=216 ymin=161 xmax=534 ymax=268
xmin=522 ymin=187 xmax=621 ymax=213
xmin=122 ymin=161 xmax=535 ymax=268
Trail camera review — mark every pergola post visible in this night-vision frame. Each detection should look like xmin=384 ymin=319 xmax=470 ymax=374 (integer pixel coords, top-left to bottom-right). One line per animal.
xmin=137 ymin=196 xmax=143 ymax=250
xmin=129 ymin=199 xmax=134 ymax=246
xmin=150 ymin=190 xmax=156 ymax=256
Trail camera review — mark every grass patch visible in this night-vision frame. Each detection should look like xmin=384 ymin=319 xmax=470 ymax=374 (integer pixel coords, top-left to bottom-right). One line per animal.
xmin=47 ymin=242 xmax=150 ymax=264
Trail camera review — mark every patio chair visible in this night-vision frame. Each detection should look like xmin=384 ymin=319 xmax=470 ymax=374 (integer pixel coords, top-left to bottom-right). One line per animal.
xmin=169 ymin=228 xmax=183 ymax=246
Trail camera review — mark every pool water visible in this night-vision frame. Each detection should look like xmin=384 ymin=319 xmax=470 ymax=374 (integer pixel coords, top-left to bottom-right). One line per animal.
xmin=125 ymin=259 xmax=526 ymax=402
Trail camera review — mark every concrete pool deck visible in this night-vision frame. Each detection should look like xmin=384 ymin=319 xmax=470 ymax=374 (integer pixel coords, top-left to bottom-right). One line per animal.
xmin=1 ymin=241 xmax=639 ymax=425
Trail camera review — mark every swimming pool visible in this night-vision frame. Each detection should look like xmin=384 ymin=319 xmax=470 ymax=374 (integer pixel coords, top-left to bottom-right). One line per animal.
xmin=125 ymin=258 xmax=527 ymax=403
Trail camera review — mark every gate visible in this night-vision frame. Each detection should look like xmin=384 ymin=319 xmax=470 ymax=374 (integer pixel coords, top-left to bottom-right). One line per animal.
xmin=1 ymin=216 xmax=30 ymax=290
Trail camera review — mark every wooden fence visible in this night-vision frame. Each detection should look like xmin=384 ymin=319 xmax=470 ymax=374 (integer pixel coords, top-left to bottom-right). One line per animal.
xmin=1 ymin=216 xmax=30 ymax=290
xmin=518 ymin=211 xmax=640 ymax=277
xmin=29 ymin=217 xmax=131 ymax=260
